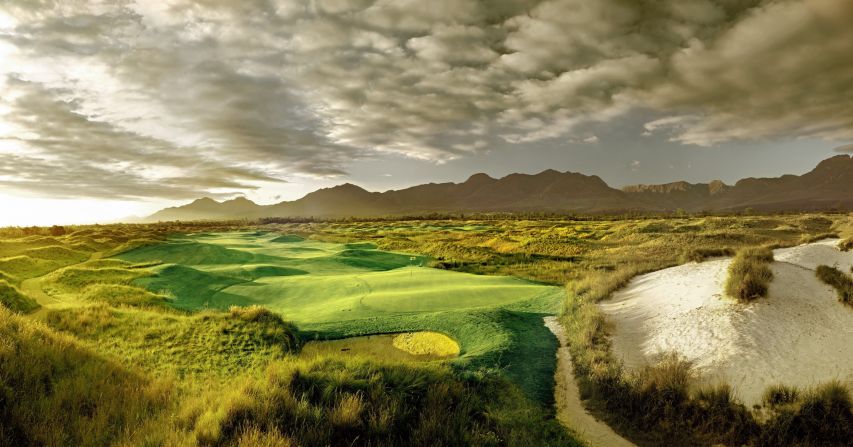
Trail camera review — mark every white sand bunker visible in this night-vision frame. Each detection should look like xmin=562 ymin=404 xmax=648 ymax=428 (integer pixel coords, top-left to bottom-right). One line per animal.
xmin=600 ymin=240 xmax=853 ymax=405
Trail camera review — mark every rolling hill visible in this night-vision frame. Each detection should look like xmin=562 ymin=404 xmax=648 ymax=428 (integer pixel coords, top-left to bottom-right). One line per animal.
xmin=146 ymin=155 xmax=853 ymax=221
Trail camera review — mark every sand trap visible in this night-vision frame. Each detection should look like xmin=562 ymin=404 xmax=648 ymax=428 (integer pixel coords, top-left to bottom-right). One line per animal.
xmin=600 ymin=240 xmax=853 ymax=405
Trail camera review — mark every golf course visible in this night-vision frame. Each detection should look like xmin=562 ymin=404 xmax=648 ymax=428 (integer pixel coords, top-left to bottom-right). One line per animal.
xmin=116 ymin=231 xmax=565 ymax=401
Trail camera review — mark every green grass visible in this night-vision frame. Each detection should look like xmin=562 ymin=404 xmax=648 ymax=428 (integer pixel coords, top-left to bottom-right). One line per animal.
xmin=724 ymin=247 xmax=774 ymax=301
xmin=0 ymin=279 xmax=39 ymax=313
xmin=816 ymin=265 xmax=853 ymax=306
xmin=118 ymin=232 xmax=564 ymax=403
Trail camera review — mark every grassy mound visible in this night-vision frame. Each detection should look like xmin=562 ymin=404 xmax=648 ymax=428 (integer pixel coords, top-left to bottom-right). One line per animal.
xmin=392 ymin=332 xmax=460 ymax=357
xmin=155 ymin=358 xmax=577 ymax=447
xmin=270 ymin=234 xmax=305 ymax=243
xmin=725 ymin=247 xmax=774 ymax=301
xmin=0 ymin=280 xmax=39 ymax=313
xmin=335 ymin=249 xmax=424 ymax=270
xmin=135 ymin=264 xmax=248 ymax=309
xmin=81 ymin=284 xmax=169 ymax=307
xmin=45 ymin=305 xmax=300 ymax=378
xmin=119 ymin=241 xmax=275 ymax=265
xmin=23 ymin=245 xmax=88 ymax=263
xmin=0 ymin=306 xmax=170 ymax=447
xmin=816 ymin=265 xmax=853 ymax=306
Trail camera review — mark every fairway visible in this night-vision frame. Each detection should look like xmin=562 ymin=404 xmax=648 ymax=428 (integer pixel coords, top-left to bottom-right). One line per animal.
xmin=117 ymin=231 xmax=564 ymax=402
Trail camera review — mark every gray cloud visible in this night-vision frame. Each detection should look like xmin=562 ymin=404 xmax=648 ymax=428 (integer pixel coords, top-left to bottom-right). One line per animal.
xmin=834 ymin=144 xmax=853 ymax=154
xmin=0 ymin=0 xmax=851 ymax=200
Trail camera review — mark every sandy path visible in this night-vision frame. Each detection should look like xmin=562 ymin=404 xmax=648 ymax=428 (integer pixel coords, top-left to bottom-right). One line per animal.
xmin=544 ymin=316 xmax=636 ymax=447
xmin=600 ymin=240 xmax=853 ymax=405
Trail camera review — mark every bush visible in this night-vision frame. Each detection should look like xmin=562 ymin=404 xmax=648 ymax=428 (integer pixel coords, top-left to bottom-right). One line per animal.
xmin=815 ymin=265 xmax=853 ymax=306
xmin=725 ymin=247 xmax=774 ymax=301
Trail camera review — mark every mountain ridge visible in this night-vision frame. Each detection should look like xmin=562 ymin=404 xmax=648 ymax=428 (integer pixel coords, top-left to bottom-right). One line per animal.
xmin=145 ymin=155 xmax=853 ymax=221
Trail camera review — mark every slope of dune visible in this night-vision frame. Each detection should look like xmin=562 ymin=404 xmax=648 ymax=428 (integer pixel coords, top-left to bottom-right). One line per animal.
xmin=600 ymin=240 xmax=853 ymax=404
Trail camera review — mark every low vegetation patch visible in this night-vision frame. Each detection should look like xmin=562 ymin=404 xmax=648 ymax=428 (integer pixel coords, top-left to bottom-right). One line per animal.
xmin=816 ymin=265 xmax=853 ymax=306
xmin=839 ymin=237 xmax=853 ymax=252
xmin=681 ymin=247 xmax=735 ymax=263
xmin=0 ymin=279 xmax=39 ymax=313
xmin=724 ymin=247 xmax=774 ymax=301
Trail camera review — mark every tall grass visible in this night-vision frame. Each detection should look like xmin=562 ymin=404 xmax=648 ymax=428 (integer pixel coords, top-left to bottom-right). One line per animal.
xmin=0 ymin=279 xmax=39 ymax=313
xmin=816 ymin=265 xmax=853 ymax=306
xmin=129 ymin=357 xmax=578 ymax=447
xmin=724 ymin=247 xmax=774 ymax=301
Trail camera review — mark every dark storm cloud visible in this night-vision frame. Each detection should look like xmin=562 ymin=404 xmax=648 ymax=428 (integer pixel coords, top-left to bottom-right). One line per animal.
xmin=0 ymin=0 xmax=851 ymax=199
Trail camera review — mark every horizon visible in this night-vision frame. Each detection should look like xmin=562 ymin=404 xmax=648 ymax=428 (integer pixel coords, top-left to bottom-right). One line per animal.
xmin=2 ymin=1 xmax=853 ymax=226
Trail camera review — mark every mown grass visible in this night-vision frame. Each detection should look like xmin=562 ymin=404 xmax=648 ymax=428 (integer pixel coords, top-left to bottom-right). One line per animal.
xmin=816 ymin=265 xmax=853 ymax=306
xmin=725 ymin=247 xmax=775 ymax=301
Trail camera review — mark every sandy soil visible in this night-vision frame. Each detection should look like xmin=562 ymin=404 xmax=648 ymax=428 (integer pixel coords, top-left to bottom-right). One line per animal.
xmin=544 ymin=316 xmax=637 ymax=447
xmin=600 ymin=240 xmax=853 ymax=405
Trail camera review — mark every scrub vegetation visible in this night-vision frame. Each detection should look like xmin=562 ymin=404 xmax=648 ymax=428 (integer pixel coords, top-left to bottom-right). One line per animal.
xmin=1 ymin=213 xmax=851 ymax=446
xmin=816 ymin=265 xmax=853 ymax=306
xmin=724 ymin=247 xmax=775 ymax=301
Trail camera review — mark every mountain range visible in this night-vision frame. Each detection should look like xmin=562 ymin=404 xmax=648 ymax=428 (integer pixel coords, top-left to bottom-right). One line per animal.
xmin=146 ymin=155 xmax=853 ymax=221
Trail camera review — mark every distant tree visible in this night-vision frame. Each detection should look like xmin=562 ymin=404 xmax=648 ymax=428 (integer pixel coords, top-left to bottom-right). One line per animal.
xmin=49 ymin=225 xmax=66 ymax=236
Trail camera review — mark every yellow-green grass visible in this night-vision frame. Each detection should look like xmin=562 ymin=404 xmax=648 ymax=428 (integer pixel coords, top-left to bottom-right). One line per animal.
xmin=0 ymin=306 xmax=171 ymax=447
xmin=44 ymin=304 xmax=300 ymax=379
xmin=816 ymin=265 xmax=853 ymax=306
xmin=0 ymin=279 xmax=39 ymax=313
xmin=724 ymin=246 xmax=774 ymax=301
xmin=300 ymin=332 xmax=459 ymax=363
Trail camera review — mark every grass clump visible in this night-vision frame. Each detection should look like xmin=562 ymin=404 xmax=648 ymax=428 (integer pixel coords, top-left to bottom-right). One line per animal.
xmin=763 ymin=384 xmax=800 ymax=407
xmin=0 ymin=279 xmax=39 ymax=313
xmin=761 ymin=381 xmax=853 ymax=446
xmin=839 ymin=237 xmax=853 ymax=251
xmin=815 ymin=265 xmax=853 ymax=306
xmin=725 ymin=247 xmax=774 ymax=301
xmin=681 ymin=247 xmax=735 ymax=263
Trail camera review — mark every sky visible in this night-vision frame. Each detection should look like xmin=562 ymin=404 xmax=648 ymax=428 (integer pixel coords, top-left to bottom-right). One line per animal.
xmin=1 ymin=0 xmax=852 ymax=226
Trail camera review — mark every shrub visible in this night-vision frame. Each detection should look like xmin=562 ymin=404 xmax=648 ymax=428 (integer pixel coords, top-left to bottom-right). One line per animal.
xmin=840 ymin=237 xmax=853 ymax=252
xmin=815 ymin=265 xmax=853 ymax=306
xmin=725 ymin=247 xmax=774 ymax=301
xmin=681 ymin=247 xmax=735 ymax=263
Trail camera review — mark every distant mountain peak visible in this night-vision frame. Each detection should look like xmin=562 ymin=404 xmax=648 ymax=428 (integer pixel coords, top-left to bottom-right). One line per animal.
xmin=144 ymin=155 xmax=853 ymax=221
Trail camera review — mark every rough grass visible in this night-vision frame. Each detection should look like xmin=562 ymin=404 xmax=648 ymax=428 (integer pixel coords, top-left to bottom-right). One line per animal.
xmin=130 ymin=357 xmax=578 ymax=447
xmin=815 ymin=265 xmax=853 ymax=306
xmin=0 ymin=306 xmax=171 ymax=447
xmin=0 ymin=279 xmax=39 ymax=313
xmin=724 ymin=247 xmax=774 ymax=301
xmin=44 ymin=304 xmax=300 ymax=379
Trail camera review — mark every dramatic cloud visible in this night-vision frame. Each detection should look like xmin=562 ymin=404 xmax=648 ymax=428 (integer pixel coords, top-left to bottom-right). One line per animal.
xmin=1 ymin=0 xmax=851 ymax=199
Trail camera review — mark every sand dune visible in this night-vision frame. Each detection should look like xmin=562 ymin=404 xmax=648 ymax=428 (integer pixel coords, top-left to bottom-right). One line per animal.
xmin=600 ymin=240 xmax=853 ymax=405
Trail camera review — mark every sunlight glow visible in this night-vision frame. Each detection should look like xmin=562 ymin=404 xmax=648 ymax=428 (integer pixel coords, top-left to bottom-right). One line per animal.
xmin=0 ymin=193 xmax=164 ymax=227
